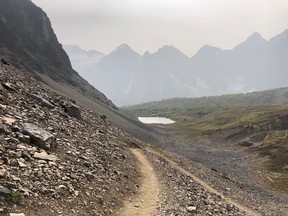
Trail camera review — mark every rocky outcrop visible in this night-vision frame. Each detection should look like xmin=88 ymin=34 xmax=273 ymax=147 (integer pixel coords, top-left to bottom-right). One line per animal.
xmin=0 ymin=0 xmax=116 ymax=109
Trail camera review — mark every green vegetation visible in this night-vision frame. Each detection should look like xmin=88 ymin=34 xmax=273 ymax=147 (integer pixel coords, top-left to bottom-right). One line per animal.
xmin=122 ymin=87 xmax=288 ymax=115
xmin=9 ymin=192 xmax=24 ymax=204
xmin=123 ymin=88 xmax=288 ymax=192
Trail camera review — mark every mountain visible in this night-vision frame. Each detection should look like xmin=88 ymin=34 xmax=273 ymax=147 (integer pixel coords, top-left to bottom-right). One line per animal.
xmin=65 ymin=31 xmax=288 ymax=106
xmin=81 ymin=44 xmax=142 ymax=105
xmin=0 ymin=0 xmax=163 ymax=146
xmin=63 ymin=45 xmax=104 ymax=77
xmin=0 ymin=0 xmax=116 ymax=109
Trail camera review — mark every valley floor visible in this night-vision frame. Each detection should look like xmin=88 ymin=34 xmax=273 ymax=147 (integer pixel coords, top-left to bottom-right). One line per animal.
xmin=129 ymin=128 xmax=288 ymax=216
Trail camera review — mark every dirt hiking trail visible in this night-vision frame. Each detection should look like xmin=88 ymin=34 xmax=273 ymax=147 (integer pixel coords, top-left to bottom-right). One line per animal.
xmin=145 ymin=147 xmax=260 ymax=216
xmin=118 ymin=148 xmax=161 ymax=216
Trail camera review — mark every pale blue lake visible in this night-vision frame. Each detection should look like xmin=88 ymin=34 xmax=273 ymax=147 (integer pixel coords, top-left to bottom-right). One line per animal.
xmin=138 ymin=117 xmax=175 ymax=124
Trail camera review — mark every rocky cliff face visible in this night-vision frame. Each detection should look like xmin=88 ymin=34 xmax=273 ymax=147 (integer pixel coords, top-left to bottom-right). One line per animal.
xmin=0 ymin=0 xmax=116 ymax=109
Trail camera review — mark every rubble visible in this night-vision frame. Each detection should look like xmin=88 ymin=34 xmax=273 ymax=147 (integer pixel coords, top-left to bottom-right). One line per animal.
xmin=0 ymin=65 xmax=139 ymax=215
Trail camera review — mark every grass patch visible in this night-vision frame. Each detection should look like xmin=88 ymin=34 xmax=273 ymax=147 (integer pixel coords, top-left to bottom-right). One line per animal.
xmin=9 ymin=192 xmax=24 ymax=204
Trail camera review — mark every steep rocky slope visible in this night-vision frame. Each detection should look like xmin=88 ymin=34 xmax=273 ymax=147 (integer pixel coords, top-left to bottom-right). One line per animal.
xmin=0 ymin=64 xmax=253 ymax=216
xmin=0 ymin=64 xmax=141 ymax=215
xmin=0 ymin=0 xmax=159 ymax=145
xmin=0 ymin=0 xmax=115 ymax=109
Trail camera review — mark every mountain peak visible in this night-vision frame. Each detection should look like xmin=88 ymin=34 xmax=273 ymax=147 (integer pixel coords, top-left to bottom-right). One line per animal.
xmin=109 ymin=44 xmax=140 ymax=57
xmin=115 ymin=44 xmax=133 ymax=51
xmin=246 ymin=32 xmax=266 ymax=42
xmin=233 ymin=32 xmax=266 ymax=51
xmin=152 ymin=45 xmax=188 ymax=59
xmin=194 ymin=44 xmax=223 ymax=58
xmin=156 ymin=45 xmax=182 ymax=53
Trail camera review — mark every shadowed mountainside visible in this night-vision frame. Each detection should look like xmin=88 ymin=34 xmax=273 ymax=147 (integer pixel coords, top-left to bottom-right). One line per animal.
xmin=0 ymin=0 xmax=116 ymax=109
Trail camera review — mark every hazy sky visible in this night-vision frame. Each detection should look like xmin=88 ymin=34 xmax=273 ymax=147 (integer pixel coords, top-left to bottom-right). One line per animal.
xmin=31 ymin=0 xmax=288 ymax=56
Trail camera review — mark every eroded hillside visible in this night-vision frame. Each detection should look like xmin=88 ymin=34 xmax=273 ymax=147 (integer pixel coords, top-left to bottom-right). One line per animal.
xmin=0 ymin=64 xmax=139 ymax=215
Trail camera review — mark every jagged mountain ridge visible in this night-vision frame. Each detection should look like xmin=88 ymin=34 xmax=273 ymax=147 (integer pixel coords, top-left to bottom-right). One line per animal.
xmin=0 ymin=0 xmax=116 ymax=109
xmin=67 ymin=29 xmax=288 ymax=106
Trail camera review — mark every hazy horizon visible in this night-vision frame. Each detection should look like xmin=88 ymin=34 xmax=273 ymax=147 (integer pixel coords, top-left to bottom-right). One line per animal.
xmin=31 ymin=0 xmax=288 ymax=56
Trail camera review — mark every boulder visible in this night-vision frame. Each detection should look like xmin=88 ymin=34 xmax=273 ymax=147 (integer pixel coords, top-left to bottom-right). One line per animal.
xmin=22 ymin=123 xmax=56 ymax=150
xmin=0 ymin=185 xmax=11 ymax=196
xmin=65 ymin=103 xmax=82 ymax=120
xmin=31 ymin=94 xmax=54 ymax=109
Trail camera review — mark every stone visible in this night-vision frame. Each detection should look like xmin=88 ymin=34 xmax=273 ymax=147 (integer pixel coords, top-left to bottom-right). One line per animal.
xmin=2 ymin=82 xmax=15 ymax=91
xmin=18 ymin=161 xmax=27 ymax=168
xmin=0 ymin=123 xmax=4 ymax=134
xmin=187 ymin=206 xmax=197 ymax=212
xmin=33 ymin=151 xmax=59 ymax=161
xmin=2 ymin=116 xmax=16 ymax=126
xmin=64 ymin=103 xmax=82 ymax=120
xmin=23 ymin=123 xmax=56 ymax=150
xmin=0 ymin=185 xmax=11 ymax=196
xmin=11 ymin=125 xmax=21 ymax=132
xmin=21 ymin=151 xmax=31 ymax=160
xmin=31 ymin=94 xmax=54 ymax=109
xmin=18 ymin=134 xmax=30 ymax=144
xmin=10 ymin=214 xmax=25 ymax=216
xmin=0 ymin=168 xmax=7 ymax=178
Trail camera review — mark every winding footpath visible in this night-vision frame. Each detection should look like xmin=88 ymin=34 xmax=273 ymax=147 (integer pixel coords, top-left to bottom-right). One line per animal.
xmin=118 ymin=149 xmax=161 ymax=216
xmin=120 ymin=147 xmax=261 ymax=216
xmin=145 ymin=146 xmax=260 ymax=216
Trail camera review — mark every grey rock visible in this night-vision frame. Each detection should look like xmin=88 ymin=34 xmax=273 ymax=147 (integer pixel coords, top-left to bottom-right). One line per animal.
xmin=21 ymin=151 xmax=31 ymax=160
xmin=0 ymin=168 xmax=7 ymax=178
xmin=2 ymin=82 xmax=15 ymax=91
xmin=65 ymin=103 xmax=82 ymax=120
xmin=0 ymin=123 xmax=4 ymax=134
xmin=23 ymin=123 xmax=56 ymax=150
xmin=16 ymin=132 xmax=30 ymax=144
xmin=31 ymin=94 xmax=54 ymax=109
xmin=11 ymin=125 xmax=20 ymax=132
xmin=0 ymin=185 xmax=11 ymax=196
xmin=17 ymin=161 xmax=27 ymax=168
xmin=187 ymin=206 xmax=197 ymax=212
xmin=33 ymin=151 xmax=59 ymax=161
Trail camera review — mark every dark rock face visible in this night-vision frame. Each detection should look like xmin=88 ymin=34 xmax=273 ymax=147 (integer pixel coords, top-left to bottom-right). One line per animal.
xmin=0 ymin=0 xmax=116 ymax=109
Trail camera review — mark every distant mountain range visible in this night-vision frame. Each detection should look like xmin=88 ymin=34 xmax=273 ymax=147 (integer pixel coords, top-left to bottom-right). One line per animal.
xmin=64 ymin=30 xmax=288 ymax=106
